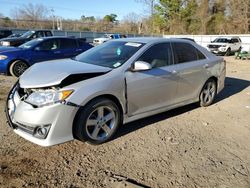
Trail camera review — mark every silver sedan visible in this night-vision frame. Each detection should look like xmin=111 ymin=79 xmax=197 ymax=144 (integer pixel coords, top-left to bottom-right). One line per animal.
xmin=6 ymin=38 xmax=226 ymax=146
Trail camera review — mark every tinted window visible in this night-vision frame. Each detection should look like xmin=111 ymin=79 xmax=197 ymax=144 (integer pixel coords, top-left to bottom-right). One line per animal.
xmin=60 ymin=38 xmax=77 ymax=49
xmin=45 ymin=31 xmax=52 ymax=36
xmin=197 ymin=49 xmax=206 ymax=60
xmin=231 ymin=38 xmax=239 ymax=43
xmin=35 ymin=31 xmax=44 ymax=38
xmin=137 ymin=43 xmax=173 ymax=68
xmin=38 ymin=39 xmax=60 ymax=51
xmin=172 ymin=42 xmax=203 ymax=64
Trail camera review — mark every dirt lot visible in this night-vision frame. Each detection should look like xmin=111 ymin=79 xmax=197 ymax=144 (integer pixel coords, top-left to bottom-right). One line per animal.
xmin=0 ymin=57 xmax=250 ymax=188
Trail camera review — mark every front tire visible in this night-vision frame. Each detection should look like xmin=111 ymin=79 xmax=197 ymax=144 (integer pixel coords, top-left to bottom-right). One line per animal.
xmin=199 ymin=79 xmax=217 ymax=107
xmin=225 ymin=48 xmax=231 ymax=56
xmin=9 ymin=60 xmax=29 ymax=77
xmin=73 ymin=98 xmax=122 ymax=145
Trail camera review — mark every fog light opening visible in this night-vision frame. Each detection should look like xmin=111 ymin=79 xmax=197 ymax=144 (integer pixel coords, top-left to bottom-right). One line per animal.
xmin=34 ymin=125 xmax=51 ymax=139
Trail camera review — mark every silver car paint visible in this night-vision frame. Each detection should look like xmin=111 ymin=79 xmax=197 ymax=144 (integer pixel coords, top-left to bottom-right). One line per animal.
xmin=7 ymin=38 xmax=225 ymax=146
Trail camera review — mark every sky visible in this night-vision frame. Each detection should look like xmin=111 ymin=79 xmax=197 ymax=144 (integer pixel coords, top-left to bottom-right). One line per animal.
xmin=0 ymin=0 xmax=147 ymax=20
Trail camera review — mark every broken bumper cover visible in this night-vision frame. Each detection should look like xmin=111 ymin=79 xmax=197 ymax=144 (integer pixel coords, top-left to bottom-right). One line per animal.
xmin=5 ymin=84 xmax=79 ymax=146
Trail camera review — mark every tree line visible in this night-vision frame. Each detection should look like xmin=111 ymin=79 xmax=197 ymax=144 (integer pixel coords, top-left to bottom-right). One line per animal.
xmin=0 ymin=1 xmax=249 ymax=35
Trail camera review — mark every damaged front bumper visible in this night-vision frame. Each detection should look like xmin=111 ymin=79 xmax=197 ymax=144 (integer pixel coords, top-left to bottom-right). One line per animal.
xmin=5 ymin=82 xmax=79 ymax=146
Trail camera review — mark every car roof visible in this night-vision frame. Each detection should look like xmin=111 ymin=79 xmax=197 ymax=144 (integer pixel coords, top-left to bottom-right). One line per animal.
xmin=115 ymin=37 xmax=196 ymax=44
xmin=38 ymin=36 xmax=80 ymax=40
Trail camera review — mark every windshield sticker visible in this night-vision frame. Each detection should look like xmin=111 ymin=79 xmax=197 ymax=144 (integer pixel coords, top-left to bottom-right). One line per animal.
xmin=116 ymin=48 xmax=122 ymax=56
xmin=113 ymin=62 xmax=121 ymax=68
xmin=125 ymin=42 xmax=142 ymax=47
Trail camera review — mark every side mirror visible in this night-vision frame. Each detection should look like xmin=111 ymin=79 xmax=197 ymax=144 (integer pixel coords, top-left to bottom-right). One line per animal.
xmin=34 ymin=47 xmax=41 ymax=51
xmin=131 ymin=61 xmax=152 ymax=72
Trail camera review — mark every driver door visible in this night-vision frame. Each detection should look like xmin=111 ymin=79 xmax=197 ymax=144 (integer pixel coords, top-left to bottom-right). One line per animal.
xmin=31 ymin=39 xmax=62 ymax=63
xmin=125 ymin=43 xmax=179 ymax=116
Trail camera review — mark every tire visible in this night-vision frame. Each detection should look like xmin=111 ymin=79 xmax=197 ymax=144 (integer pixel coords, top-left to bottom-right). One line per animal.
xmin=73 ymin=98 xmax=122 ymax=145
xmin=9 ymin=60 xmax=29 ymax=77
xmin=199 ymin=79 xmax=217 ymax=107
xmin=225 ymin=48 xmax=231 ymax=56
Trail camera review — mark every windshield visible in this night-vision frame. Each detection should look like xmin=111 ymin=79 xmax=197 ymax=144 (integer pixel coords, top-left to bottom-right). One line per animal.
xmin=213 ymin=38 xmax=230 ymax=43
xmin=19 ymin=38 xmax=43 ymax=49
xmin=21 ymin=31 xmax=35 ymax=38
xmin=75 ymin=41 xmax=144 ymax=68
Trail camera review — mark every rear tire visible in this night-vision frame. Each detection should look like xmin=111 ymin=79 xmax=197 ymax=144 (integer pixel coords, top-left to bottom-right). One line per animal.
xmin=73 ymin=98 xmax=122 ymax=145
xmin=199 ymin=79 xmax=217 ymax=107
xmin=9 ymin=60 xmax=29 ymax=77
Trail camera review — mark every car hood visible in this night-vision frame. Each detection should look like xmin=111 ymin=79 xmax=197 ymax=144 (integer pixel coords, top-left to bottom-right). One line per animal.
xmin=209 ymin=42 xmax=226 ymax=46
xmin=0 ymin=46 xmax=23 ymax=53
xmin=19 ymin=59 xmax=112 ymax=88
xmin=0 ymin=37 xmax=26 ymax=42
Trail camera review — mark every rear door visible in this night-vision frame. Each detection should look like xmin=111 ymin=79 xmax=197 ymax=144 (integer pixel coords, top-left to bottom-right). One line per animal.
xmin=59 ymin=38 xmax=79 ymax=58
xmin=126 ymin=42 xmax=179 ymax=116
xmin=171 ymin=42 xmax=208 ymax=103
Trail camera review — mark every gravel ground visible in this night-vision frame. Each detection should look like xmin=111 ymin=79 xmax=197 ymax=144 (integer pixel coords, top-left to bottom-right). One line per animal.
xmin=0 ymin=56 xmax=250 ymax=188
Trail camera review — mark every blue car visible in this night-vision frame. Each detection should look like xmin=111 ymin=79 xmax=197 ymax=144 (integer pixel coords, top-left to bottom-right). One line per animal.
xmin=0 ymin=37 xmax=93 ymax=77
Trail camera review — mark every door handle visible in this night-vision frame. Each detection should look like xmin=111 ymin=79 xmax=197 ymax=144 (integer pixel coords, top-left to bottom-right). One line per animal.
xmin=53 ymin=51 xmax=61 ymax=54
xmin=76 ymin=49 xmax=83 ymax=52
xmin=171 ymin=70 xmax=178 ymax=74
xmin=203 ymin=64 xmax=209 ymax=68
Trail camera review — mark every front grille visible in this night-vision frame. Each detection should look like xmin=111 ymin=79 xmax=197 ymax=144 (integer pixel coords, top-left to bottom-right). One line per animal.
xmin=208 ymin=45 xmax=221 ymax=48
xmin=16 ymin=122 xmax=35 ymax=135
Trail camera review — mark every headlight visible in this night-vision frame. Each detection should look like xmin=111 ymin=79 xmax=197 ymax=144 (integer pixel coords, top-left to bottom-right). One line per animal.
xmin=0 ymin=55 xmax=8 ymax=60
xmin=1 ymin=41 xmax=10 ymax=46
xmin=25 ymin=89 xmax=74 ymax=107
xmin=221 ymin=45 xmax=226 ymax=47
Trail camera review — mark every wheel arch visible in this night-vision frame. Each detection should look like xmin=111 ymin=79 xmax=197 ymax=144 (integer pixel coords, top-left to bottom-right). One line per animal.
xmin=7 ymin=59 xmax=30 ymax=75
xmin=72 ymin=94 xmax=124 ymax=139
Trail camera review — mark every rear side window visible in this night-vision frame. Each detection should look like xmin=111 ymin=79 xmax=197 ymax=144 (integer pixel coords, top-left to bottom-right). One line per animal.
xmin=60 ymin=38 xmax=77 ymax=49
xmin=172 ymin=42 xmax=205 ymax=64
xmin=137 ymin=43 xmax=173 ymax=68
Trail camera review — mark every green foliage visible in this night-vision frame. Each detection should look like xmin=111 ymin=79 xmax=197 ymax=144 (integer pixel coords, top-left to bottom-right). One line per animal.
xmin=103 ymin=14 xmax=118 ymax=23
xmin=152 ymin=0 xmax=232 ymax=34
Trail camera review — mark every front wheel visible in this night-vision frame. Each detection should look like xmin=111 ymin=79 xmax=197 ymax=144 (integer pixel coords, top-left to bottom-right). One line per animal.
xmin=225 ymin=48 xmax=231 ymax=56
xmin=9 ymin=60 xmax=29 ymax=77
xmin=73 ymin=98 xmax=122 ymax=145
xmin=199 ymin=79 xmax=217 ymax=107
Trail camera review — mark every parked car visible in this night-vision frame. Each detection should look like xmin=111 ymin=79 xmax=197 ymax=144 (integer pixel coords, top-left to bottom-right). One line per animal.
xmin=0 ymin=30 xmax=53 ymax=47
xmin=93 ymin=33 xmax=122 ymax=45
xmin=0 ymin=29 xmax=12 ymax=39
xmin=8 ymin=33 xmax=22 ymax=38
xmin=0 ymin=36 xmax=93 ymax=77
xmin=207 ymin=37 xmax=242 ymax=56
xmin=5 ymin=38 xmax=226 ymax=146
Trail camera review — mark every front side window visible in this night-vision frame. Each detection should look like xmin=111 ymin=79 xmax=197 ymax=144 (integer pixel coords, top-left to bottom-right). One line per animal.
xmin=172 ymin=42 xmax=205 ymax=64
xmin=75 ymin=41 xmax=144 ymax=68
xmin=137 ymin=43 xmax=173 ymax=68
xmin=38 ymin=39 xmax=60 ymax=51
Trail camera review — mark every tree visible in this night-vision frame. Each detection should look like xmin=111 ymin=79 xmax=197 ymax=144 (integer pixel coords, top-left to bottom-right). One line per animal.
xmin=12 ymin=3 xmax=48 ymax=21
xmin=81 ymin=15 xmax=95 ymax=22
xmin=103 ymin=14 xmax=117 ymax=23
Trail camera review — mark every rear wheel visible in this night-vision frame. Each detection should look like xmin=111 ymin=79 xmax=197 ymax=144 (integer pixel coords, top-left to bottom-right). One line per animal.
xmin=73 ymin=98 xmax=121 ymax=144
xmin=199 ymin=79 xmax=217 ymax=107
xmin=9 ymin=60 xmax=29 ymax=77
